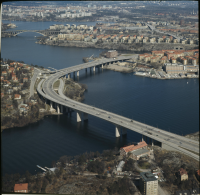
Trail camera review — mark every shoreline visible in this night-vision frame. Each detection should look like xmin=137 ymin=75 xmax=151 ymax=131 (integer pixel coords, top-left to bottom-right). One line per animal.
xmin=37 ymin=40 xmax=198 ymax=53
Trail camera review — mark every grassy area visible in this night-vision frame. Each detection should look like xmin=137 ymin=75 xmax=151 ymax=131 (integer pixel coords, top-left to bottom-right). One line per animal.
xmin=53 ymin=80 xmax=60 ymax=89
xmin=34 ymin=78 xmax=42 ymax=91
xmin=138 ymin=161 xmax=151 ymax=169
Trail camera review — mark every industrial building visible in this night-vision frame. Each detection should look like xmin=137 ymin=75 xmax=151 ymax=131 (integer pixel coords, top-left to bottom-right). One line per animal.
xmin=139 ymin=172 xmax=158 ymax=195
xmin=106 ymin=50 xmax=118 ymax=58
xmin=163 ymin=63 xmax=186 ymax=74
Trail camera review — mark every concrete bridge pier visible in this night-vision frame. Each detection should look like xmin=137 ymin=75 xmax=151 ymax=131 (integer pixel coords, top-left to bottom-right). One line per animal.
xmin=93 ymin=66 xmax=95 ymax=72
xmin=101 ymin=64 xmax=104 ymax=69
xmin=83 ymin=113 xmax=88 ymax=121
xmin=50 ymin=101 xmax=53 ymax=109
xmin=115 ymin=126 xmax=120 ymax=137
xmin=142 ymin=135 xmax=146 ymax=142
xmin=57 ymin=104 xmax=60 ymax=114
xmin=152 ymin=139 xmax=154 ymax=146
xmin=68 ymin=73 xmax=70 ymax=79
xmin=61 ymin=105 xmax=63 ymax=113
xmin=77 ymin=71 xmax=79 ymax=77
xmin=122 ymin=128 xmax=127 ymax=135
xmin=77 ymin=111 xmax=82 ymax=122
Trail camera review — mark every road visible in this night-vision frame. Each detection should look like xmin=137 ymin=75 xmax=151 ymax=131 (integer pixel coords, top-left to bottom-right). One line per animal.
xmin=29 ymin=68 xmax=43 ymax=98
xmin=36 ymin=56 xmax=199 ymax=161
xmin=146 ymin=23 xmax=182 ymax=42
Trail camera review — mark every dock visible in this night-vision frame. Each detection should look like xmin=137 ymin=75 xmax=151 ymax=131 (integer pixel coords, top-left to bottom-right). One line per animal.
xmin=37 ymin=165 xmax=47 ymax=172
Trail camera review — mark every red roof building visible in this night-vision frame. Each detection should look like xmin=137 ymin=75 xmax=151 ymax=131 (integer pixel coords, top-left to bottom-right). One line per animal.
xmin=14 ymin=183 xmax=28 ymax=193
xmin=14 ymin=94 xmax=21 ymax=100
xmin=120 ymin=141 xmax=147 ymax=156
xmin=178 ymin=168 xmax=188 ymax=181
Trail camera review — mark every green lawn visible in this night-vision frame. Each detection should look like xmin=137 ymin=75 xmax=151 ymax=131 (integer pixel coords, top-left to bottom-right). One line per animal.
xmin=138 ymin=161 xmax=151 ymax=169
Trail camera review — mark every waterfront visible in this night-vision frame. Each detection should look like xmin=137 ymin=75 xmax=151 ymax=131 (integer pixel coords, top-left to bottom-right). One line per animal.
xmin=1 ymin=20 xmax=199 ymax=176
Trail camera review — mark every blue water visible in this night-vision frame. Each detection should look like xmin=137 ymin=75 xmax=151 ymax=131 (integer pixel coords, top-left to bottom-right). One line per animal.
xmin=1 ymin=21 xmax=199 ymax=176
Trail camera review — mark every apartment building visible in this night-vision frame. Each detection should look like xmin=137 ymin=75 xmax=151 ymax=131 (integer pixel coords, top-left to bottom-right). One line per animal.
xmin=139 ymin=172 xmax=158 ymax=195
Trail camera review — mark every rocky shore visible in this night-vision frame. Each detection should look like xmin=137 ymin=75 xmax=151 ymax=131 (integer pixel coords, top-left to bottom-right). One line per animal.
xmin=184 ymin=131 xmax=199 ymax=141
xmin=37 ymin=39 xmax=198 ymax=52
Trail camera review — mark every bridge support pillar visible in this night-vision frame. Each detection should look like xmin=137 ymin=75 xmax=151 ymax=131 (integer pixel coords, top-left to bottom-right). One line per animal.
xmin=101 ymin=64 xmax=104 ymax=69
xmin=68 ymin=73 xmax=70 ymax=79
xmin=50 ymin=101 xmax=53 ymax=109
xmin=83 ymin=113 xmax=88 ymax=121
xmin=61 ymin=105 xmax=63 ymax=113
xmin=77 ymin=71 xmax=79 ymax=77
xmin=142 ymin=135 xmax=144 ymax=141
xmin=85 ymin=68 xmax=87 ymax=72
xmin=77 ymin=111 xmax=82 ymax=122
xmin=93 ymin=66 xmax=95 ymax=72
xmin=122 ymin=128 xmax=127 ymax=135
xmin=152 ymin=139 xmax=154 ymax=146
xmin=115 ymin=126 xmax=120 ymax=137
xmin=57 ymin=104 xmax=60 ymax=114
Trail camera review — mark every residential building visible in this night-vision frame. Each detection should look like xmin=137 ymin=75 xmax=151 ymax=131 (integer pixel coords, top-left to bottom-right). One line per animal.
xmin=178 ymin=168 xmax=188 ymax=181
xmin=14 ymin=183 xmax=28 ymax=193
xmin=14 ymin=94 xmax=21 ymax=100
xmin=139 ymin=172 xmax=158 ymax=195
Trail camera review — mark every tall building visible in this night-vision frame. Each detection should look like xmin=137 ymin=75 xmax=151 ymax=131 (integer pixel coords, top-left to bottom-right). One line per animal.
xmin=139 ymin=172 xmax=158 ymax=195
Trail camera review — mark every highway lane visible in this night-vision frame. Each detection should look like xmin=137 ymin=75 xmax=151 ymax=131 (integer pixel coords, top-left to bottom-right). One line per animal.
xmin=37 ymin=57 xmax=199 ymax=161
xmin=29 ymin=68 xmax=42 ymax=98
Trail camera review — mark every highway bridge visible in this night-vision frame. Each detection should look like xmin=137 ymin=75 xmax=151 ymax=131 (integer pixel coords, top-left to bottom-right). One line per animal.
xmin=146 ymin=24 xmax=183 ymax=42
xmin=1 ymin=30 xmax=61 ymax=36
xmin=36 ymin=55 xmax=199 ymax=161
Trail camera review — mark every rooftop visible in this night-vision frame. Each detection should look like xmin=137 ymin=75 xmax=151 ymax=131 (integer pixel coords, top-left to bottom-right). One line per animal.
xmin=14 ymin=183 xmax=28 ymax=191
xmin=121 ymin=141 xmax=147 ymax=153
xmin=131 ymin=148 xmax=149 ymax=156
xmin=140 ymin=172 xmax=157 ymax=182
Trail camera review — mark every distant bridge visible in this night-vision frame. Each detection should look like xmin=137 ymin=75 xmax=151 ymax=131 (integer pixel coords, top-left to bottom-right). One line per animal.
xmin=1 ymin=30 xmax=61 ymax=36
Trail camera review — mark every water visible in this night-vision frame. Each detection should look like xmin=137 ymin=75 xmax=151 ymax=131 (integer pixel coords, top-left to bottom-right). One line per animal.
xmin=1 ymin=21 xmax=199 ymax=176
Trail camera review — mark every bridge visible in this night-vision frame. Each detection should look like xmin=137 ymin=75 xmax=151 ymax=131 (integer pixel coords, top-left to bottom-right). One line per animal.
xmin=1 ymin=30 xmax=61 ymax=36
xmin=36 ymin=56 xmax=199 ymax=161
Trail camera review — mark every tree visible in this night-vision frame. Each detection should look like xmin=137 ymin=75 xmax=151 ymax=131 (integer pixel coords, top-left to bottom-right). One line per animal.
xmin=25 ymin=170 xmax=32 ymax=183
xmin=45 ymin=171 xmax=53 ymax=183
xmin=41 ymin=178 xmax=48 ymax=193
xmin=78 ymin=154 xmax=86 ymax=165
